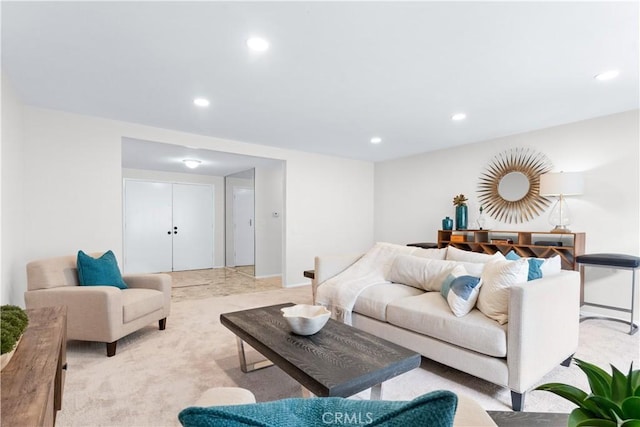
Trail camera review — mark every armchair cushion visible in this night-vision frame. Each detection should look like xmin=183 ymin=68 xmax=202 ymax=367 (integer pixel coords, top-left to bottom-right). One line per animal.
xmin=179 ymin=390 xmax=457 ymax=427
xmin=77 ymin=250 xmax=127 ymax=289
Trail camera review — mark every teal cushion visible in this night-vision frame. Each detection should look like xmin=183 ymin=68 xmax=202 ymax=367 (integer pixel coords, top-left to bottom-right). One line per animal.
xmin=77 ymin=250 xmax=127 ymax=289
xmin=178 ymin=390 xmax=457 ymax=427
xmin=504 ymin=251 xmax=544 ymax=280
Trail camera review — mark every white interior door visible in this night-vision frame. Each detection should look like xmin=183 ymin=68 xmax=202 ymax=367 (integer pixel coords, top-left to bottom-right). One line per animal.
xmin=172 ymin=183 xmax=214 ymax=271
xmin=233 ymin=187 xmax=255 ymax=266
xmin=124 ymin=180 xmax=173 ymax=273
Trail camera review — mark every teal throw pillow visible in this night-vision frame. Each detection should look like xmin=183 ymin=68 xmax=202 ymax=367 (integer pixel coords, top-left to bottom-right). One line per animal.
xmin=77 ymin=250 xmax=128 ymax=289
xmin=504 ymin=251 xmax=544 ymax=281
xmin=178 ymin=390 xmax=457 ymax=427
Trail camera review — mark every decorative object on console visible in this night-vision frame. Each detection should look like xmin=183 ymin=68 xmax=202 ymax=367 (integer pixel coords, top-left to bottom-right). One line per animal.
xmin=0 ymin=305 xmax=28 ymax=370
xmin=442 ymin=216 xmax=453 ymax=230
xmin=453 ymin=194 xmax=468 ymax=230
xmin=539 ymin=171 xmax=584 ymax=233
xmin=476 ymin=206 xmax=487 ymax=230
xmin=477 ymin=148 xmax=553 ymax=223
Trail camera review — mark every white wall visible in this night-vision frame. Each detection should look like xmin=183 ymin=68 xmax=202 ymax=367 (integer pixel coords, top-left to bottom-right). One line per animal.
xmin=122 ymin=168 xmax=225 ymax=268
xmin=375 ymin=110 xmax=640 ymax=320
xmin=255 ymin=162 xmax=284 ymax=278
xmin=15 ymin=106 xmax=373 ymax=296
xmin=1 ymin=74 xmax=26 ymax=306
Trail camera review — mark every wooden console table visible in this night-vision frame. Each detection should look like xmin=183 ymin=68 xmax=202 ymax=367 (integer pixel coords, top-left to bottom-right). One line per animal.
xmin=1 ymin=306 xmax=67 ymax=426
xmin=438 ymin=230 xmax=585 ymax=271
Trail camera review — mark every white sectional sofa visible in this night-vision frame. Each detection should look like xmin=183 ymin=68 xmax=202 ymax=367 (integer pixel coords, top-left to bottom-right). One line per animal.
xmin=313 ymin=243 xmax=580 ymax=411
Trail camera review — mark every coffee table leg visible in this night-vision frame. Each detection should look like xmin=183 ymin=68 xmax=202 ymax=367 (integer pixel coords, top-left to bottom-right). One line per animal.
xmin=236 ymin=337 xmax=273 ymax=373
xmin=370 ymin=384 xmax=382 ymax=400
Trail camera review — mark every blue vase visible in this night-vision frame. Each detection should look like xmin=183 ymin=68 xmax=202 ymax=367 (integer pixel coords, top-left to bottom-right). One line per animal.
xmin=442 ymin=217 xmax=453 ymax=230
xmin=455 ymin=205 xmax=468 ymax=230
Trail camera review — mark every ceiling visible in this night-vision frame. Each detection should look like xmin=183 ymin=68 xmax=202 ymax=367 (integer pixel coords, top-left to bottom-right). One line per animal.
xmin=2 ymin=2 xmax=638 ymax=163
xmin=122 ymin=137 xmax=282 ymax=177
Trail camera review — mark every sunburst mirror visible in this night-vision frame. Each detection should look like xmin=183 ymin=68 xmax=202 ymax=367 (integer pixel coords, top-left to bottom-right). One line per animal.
xmin=477 ymin=148 xmax=553 ymax=224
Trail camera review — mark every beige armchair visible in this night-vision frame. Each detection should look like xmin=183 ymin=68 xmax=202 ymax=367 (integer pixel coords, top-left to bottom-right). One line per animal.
xmin=25 ymin=253 xmax=171 ymax=357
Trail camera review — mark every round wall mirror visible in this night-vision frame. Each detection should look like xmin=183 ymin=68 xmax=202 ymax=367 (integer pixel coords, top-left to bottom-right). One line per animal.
xmin=498 ymin=171 xmax=530 ymax=201
xmin=477 ymin=148 xmax=553 ymax=224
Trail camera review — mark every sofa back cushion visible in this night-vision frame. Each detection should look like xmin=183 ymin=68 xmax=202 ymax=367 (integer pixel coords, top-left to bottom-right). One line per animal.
xmin=388 ymin=256 xmax=466 ymax=291
xmin=27 ymin=254 xmax=81 ymax=290
xmin=26 ymin=252 xmax=105 ymax=291
xmin=445 ymin=246 xmax=505 ymax=264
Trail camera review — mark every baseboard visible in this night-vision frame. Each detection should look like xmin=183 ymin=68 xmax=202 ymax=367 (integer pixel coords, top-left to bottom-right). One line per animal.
xmin=253 ymin=273 xmax=282 ymax=279
xmin=284 ymin=281 xmax=312 ymax=288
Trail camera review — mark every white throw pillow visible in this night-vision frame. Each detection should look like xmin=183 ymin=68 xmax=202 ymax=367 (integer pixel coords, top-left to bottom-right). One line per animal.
xmin=440 ymin=266 xmax=483 ymax=317
xmin=445 ymin=246 xmax=505 ymax=264
xmin=477 ymin=258 xmax=528 ymax=324
xmin=455 ymin=261 xmax=487 ymax=277
xmin=387 ymin=256 xmax=463 ymax=291
xmin=540 ymin=255 xmax=562 ymax=277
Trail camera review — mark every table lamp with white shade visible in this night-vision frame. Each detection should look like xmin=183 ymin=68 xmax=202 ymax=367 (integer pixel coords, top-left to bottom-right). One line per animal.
xmin=539 ymin=172 xmax=584 ymax=233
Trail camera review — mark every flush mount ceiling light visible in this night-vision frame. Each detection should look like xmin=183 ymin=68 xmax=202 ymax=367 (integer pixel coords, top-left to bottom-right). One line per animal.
xmin=451 ymin=113 xmax=467 ymax=121
xmin=183 ymin=159 xmax=202 ymax=169
xmin=193 ymin=98 xmax=210 ymax=107
xmin=246 ymin=37 xmax=269 ymax=52
xmin=595 ymin=70 xmax=619 ymax=81
xmin=370 ymin=137 xmax=382 ymax=144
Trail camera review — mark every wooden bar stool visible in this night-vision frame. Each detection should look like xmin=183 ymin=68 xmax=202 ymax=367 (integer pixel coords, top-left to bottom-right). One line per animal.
xmin=577 ymin=253 xmax=639 ymax=335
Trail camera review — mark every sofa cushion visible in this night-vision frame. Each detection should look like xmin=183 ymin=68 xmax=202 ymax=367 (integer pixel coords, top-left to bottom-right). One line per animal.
xmin=440 ymin=269 xmax=483 ymax=317
xmin=353 ymin=283 xmax=424 ymax=321
xmin=77 ymin=250 xmax=128 ymax=289
xmin=446 ymin=246 xmax=505 ymax=264
xmin=477 ymin=259 xmax=529 ymax=324
xmin=122 ymin=288 xmax=164 ymax=323
xmin=386 ymin=292 xmax=507 ymax=357
xmin=388 ymin=256 xmax=466 ymax=291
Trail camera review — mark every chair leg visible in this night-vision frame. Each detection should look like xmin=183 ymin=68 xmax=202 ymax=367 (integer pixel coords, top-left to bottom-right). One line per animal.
xmin=561 ymin=354 xmax=574 ymax=367
xmin=106 ymin=341 xmax=117 ymax=357
xmin=159 ymin=318 xmax=167 ymax=330
xmin=511 ymin=391 xmax=525 ymax=411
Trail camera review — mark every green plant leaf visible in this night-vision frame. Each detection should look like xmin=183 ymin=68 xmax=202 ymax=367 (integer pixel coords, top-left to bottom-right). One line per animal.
xmin=621 ymin=420 xmax=640 ymax=427
xmin=612 ymin=364 xmax=629 ymax=403
xmin=535 ymin=383 xmax=589 ymax=408
xmin=586 ymin=396 xmax=623 ymax=420
xmin=634 ymin=384 xmax=640 ymax=397
xmin=621 ymin=396 xmax=640 ymax=420
xmin=576 ymin=418 xmax=617 ymax=427
xmin=575 ymin=359 xmax=613 ymax=398
xmin=569 ymin=408 xmax=592 ymax=427
xmin=630 ymin=367 xmax=640 ymax=392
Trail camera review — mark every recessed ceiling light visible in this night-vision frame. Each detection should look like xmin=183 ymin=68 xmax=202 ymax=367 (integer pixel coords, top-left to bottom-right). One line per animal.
xmin=370 ymin=137 xmax=382 ymax=144
xmin=246 ymin=37 xmax=269 ymax=52
xmin=451 ymin=113 xmax=467 ymax=121
xmin=594 ymin=70 xmax=619 ymax=81
xmin=193 ymin=98 xmax=210 ymax=107
xmin=183 ymin=159 xmax=202 ymax=169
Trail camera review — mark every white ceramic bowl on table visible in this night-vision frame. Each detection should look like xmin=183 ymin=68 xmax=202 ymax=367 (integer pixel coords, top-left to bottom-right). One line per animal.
xmin=281 ymin=304 xmax=331 ymax=336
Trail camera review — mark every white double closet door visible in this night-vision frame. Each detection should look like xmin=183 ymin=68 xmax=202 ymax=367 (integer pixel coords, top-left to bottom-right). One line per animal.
xmin=124 ymin=180 xmax=214 ymax=273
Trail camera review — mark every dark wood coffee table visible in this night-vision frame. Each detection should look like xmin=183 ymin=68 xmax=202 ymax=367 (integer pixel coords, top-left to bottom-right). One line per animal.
xmin=220 ymin=303 xmax=421 ymax=399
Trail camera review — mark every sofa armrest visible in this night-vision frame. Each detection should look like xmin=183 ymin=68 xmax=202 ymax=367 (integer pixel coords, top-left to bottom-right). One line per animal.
xmin=506 ymin=270 xmax=580 ymax=392
xmin=312 ymin=254 xmax=363 ymax=303
xmin=123 ymin=273 xmax=172 ymax=316
xmin=24 ymin=286 xmax=123 ymax=342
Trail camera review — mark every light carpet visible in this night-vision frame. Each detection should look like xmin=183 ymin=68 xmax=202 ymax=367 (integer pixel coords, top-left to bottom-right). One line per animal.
xmin=57 ymin=286 xmax=639 ymax=427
